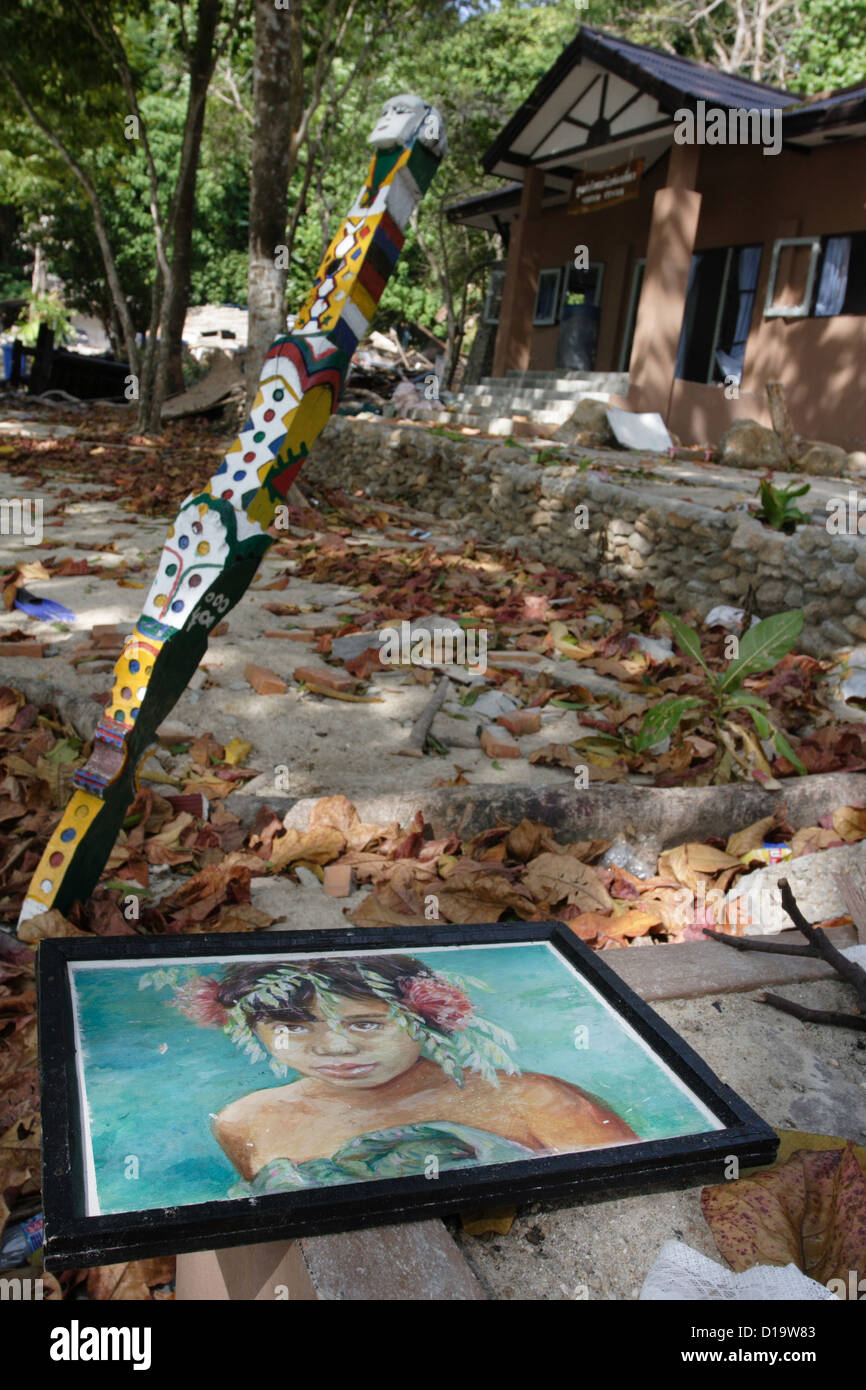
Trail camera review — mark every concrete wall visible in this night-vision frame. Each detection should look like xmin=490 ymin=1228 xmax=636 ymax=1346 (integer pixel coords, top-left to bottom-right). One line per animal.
xmin=306 ymin=417 xmax=866 ymax=660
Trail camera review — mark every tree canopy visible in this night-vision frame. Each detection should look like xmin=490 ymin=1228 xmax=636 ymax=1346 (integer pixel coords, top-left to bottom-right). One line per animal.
xmin=0 ymin=0 xmax=862 ymax=372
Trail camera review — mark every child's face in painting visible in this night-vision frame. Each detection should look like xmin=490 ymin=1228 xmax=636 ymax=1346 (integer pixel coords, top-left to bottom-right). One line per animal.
xmin=255 ymin=997 xmax=422 ymax=1089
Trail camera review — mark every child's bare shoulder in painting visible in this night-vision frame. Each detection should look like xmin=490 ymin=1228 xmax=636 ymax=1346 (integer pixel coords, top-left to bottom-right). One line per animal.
xmin=501 ymin=1070 xmax=638 ymax=1148
xmin=212 ymin=1083 xmax=315 ymax=1175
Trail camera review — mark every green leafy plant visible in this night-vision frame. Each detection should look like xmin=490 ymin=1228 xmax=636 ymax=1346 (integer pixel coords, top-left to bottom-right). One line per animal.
xmin=14 ymin=292 xmax=73 ymax=347
xmin=756 ymin=476 xmax=811 ymax=532
xmin=634 ymin=609 xmax=807 ymax=776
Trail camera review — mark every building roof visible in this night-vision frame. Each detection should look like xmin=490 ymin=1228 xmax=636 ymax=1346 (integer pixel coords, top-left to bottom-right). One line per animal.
xmin=780 ymin=80 xmax=866 ymax=141
xmin=577 ymin=28 xmax=795 ymax=108
xmin=483 ymin=26 xmax=797 ymax=179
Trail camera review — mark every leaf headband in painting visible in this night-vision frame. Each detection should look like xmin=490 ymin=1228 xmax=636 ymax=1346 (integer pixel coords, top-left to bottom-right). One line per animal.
xmin=140 ymin=960 xmax=520 ymax=1088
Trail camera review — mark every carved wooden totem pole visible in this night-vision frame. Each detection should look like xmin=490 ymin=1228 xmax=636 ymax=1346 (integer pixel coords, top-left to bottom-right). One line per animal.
xmin=19 ymin=94 xmax=446 ymax=925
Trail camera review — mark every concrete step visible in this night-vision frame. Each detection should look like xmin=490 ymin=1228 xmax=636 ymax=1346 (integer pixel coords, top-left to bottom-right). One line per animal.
xmin=404 ymin=407 xmax=563 ymax=437
xmin=417 ymin=405 xmax=570 ymax=426
xmin=465 ymin=384 xmax=612 ymax=404
xmin=494 ymin=374 xmax=598 ymax=393
xmin=458 ymin=391 xmax=610 ymax=417
xmin=503 ymin=370 xmax=629 ymax=394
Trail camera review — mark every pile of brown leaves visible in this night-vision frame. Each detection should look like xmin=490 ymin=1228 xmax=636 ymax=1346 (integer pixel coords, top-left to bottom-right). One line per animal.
xmin=3 ymin=675 xmax=866 ymax=946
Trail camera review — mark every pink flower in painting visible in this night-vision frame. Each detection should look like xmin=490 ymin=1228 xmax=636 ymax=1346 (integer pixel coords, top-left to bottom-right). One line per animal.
xmin=170 ymin=976 xmax=229 ymax=1028
xmin=399 ymin=976 xmax=473 ymax=1032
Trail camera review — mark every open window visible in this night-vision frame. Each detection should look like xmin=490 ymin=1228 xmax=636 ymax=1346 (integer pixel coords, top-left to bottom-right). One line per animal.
xmin=813 ymin=232 xmax=866 ymax=316
xmin=676 ymin=244 xmax=762 ymax=386
xmin=532 ymin=268 xmax=562 ymax=326
xmin=559 ymin=260 xmax=605 ymax=317
xmin=618 ymin=257 xmax=645 ymax=372
xmin=763 ymin=237 xmax=821 ymax=319
xmin=482 ymin=268 xmax=506 ymax=325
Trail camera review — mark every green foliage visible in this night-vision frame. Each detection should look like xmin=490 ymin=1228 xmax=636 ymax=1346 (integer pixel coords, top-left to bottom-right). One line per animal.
xmin=635 ymin=609 xmax=807 ymax=775
xmin=0 ymin=0 xmax=860 ymax=354
xmin=787 ymin=0 xmax=866 ymax=93
xmin=15 ymin=291 xmax=72 ymax=345
xmin=756 ymin=477 xmax=811 ymax=531
xmin=0 ymin=268 xmax=29 ymax=298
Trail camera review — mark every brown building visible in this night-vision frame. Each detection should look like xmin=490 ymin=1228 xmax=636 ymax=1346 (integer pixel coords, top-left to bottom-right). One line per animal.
xmin=448 ymin=27 xmax=866 ymax=452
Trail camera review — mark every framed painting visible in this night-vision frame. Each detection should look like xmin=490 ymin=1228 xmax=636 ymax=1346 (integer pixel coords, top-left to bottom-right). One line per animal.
xmin=38 ymin=923 xmax=778 ymax=1269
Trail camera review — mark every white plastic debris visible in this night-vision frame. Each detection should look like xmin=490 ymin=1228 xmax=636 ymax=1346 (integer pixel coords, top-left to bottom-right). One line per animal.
xmin=629 ymin=632 xmax=674 ymax=661
xmin=838 ymin=647 xmax=866 ymax=703
xmin=704 ymin=605 xmax=761 ymax=633
xmin=470 ymin=690 xmax=520 ymax=722
xmin=605 ymin=408 xmax=673 ymax=453
xmin=640 ymin=1241 xmax=837 ymax=1301
xmin=599 ymin=837 xmax=658 ymax=880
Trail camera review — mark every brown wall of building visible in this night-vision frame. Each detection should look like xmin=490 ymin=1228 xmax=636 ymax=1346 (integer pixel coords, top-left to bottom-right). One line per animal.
xmin=671 ymin=138 xmax=866 ymax=451
xmin=517 ymin=155 xmax=669 ymax=373
xmin=508 ymin=137 xmax=866 ymax=450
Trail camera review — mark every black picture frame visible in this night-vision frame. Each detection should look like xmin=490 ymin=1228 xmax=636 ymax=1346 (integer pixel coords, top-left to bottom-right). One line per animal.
xmin=38 ymin=921 xmax=778 ymax=1271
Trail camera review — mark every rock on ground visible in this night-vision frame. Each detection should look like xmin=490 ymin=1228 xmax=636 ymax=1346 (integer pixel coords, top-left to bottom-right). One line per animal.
xmin=717 ymin=418 xmax=787 ymax=470
xmin=723 ymin=839 xmax=866 ymax=934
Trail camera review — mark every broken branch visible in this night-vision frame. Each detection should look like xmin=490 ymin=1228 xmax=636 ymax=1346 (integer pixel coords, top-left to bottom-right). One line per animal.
xmin=759 ymin=992 xmax=866 ymax=1032
xmin=396 ymin=675 xmax=450 ymax=757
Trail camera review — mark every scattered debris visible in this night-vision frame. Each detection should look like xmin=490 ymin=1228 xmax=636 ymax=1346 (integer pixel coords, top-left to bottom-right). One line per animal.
xmin=606 ymin=408 xmax=673 ymax=454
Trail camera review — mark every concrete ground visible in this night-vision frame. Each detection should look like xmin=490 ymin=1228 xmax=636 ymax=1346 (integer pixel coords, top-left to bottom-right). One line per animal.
xmin=0 ymin=462 xmax=607 ymax=796
xmin=449 ymin=978 xmax=865 ymax=1300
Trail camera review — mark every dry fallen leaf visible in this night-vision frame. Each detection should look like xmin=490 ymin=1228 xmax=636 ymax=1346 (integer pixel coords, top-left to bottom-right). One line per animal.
xmin=832 ymin=805 xmax=866 ymax=843
xmin=307 ymin=794 xmax=386 ymax=852
xmin=17 ymin=908 xmax=90 ymax=943
xmin=702 ymin=1143 xmax=866 ymax=1286
xmin=658 ymin=841 xmax=742 ymax=892
xmin=268 ymin=825 xmax=345 ymax=872
xmin=600 ymin=905 xmax=664 ymax=938
xmin=790 ymin=825 xmax=845 ymax=857
xmin=505 ymin=818 xmax=560 ymax=862
xmin=523 ymin=852 xmax=613 ymax=913
xmin=726 ymin=815 xmax=778 ymax=858
xmin=224 ymin=738 xmax=253 ymax=766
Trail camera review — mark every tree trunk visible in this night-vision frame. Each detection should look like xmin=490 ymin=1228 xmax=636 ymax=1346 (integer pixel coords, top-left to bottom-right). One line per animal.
xmin=0 ymin=63 xmax=140 ymax=376
xmin=146 ymin=0 xmax=222 ymax=430
xmin=30 ymin=241 xmax=48 ymax=298
xmin=411 ymin=210 xmax=454 ymax=386
xmin=245 ymin=0 xmax=303 ymax=410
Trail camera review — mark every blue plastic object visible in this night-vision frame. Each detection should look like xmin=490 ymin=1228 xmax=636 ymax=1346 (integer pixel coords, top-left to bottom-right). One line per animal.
xmin=13 ymin=589 xmax=76 ymax=623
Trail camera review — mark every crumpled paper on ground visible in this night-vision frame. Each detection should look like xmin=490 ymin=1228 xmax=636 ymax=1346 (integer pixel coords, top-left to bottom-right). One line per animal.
xmin=639 ymin=1240 xmax=838 ymax=1300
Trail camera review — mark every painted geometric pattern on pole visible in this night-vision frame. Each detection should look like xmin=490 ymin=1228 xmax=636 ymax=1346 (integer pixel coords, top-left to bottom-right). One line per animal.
xmin=19 ymin=96 xmax=445 ymax=925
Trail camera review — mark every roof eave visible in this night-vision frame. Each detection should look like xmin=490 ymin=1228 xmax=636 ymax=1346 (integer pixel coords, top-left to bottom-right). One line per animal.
xmin=482 ymin=23 xmax=799 ymax=175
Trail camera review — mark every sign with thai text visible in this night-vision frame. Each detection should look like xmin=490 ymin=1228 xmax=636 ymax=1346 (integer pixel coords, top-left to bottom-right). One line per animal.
xmin=569 ymin=158 xmax=643 ymax=214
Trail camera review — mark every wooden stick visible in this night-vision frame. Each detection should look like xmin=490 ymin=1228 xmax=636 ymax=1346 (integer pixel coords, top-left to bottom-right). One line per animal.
xmin=701 ymin=928 xmax=818 ymax=958
xmin=766 ymin=382 xmax=801 ymax=464
xmin=396 ymin=674 xmax=450 ymax=757
xmin=778 ymin=877 xmax=866 ymax=1011
xmin=705 ymin=879 xmax=866 ymax=1031
xmin=759 ymin=992 xmax=866 ymax=1032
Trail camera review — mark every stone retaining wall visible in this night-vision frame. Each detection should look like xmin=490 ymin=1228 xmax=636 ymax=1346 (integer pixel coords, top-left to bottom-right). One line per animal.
xmin=306 ymin=418 xmax=866 ymax=659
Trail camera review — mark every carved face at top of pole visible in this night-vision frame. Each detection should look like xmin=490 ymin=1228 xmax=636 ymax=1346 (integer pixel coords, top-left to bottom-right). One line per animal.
xmin=368 ymin=93 xmax=447 ymax=157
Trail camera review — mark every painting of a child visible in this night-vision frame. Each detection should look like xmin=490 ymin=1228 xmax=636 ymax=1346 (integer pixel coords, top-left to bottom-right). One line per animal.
xmin=165 ymin=954 xmax=637 ymax=1192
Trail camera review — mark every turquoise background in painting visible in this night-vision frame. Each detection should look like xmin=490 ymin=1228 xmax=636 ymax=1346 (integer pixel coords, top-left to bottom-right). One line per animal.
xmin=70 ymin=943 xmax=721 ymax=1215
